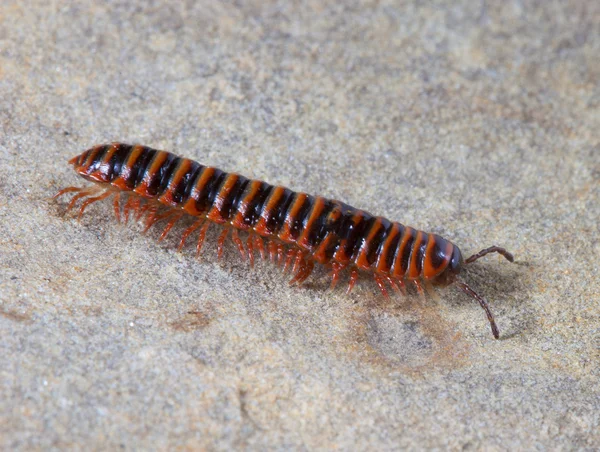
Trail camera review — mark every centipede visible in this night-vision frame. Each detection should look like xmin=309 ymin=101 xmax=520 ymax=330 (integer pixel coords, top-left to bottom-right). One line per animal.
xmin=54 ymin=143 xmax=514 ymax=339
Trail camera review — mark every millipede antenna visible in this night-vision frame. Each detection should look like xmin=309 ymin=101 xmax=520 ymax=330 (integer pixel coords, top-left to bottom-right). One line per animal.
xmin=465 ymin=246 xmax=514 ymax=264
xmin=457 ymin=281 xmax=500 ymax=339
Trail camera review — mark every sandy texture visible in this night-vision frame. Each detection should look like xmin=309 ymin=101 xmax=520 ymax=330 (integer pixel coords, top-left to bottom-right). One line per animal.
xmin=1 ymin=1 xmax=599 ymax=450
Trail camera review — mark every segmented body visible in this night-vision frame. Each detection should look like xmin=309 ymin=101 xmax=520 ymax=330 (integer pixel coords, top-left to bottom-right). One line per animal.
xmin=56 ymin=143 xmax=514 ymax=338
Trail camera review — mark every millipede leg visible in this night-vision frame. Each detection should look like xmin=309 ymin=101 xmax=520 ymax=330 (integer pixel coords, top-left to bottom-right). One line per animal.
xmin=67 ymin=191 xmax=93 ymax=211
xmin=311 ymin=233 xmax=334 ymax=263
xmin=142 ymin=204 xmax=157 ymax=230
xmin=158 ymin=212 xmax=183 ymax=242
xmin=134 ymin=199 xmax=147 ymax=221
xmin=394 ymin=277 xmax=407 ymax=295
xmin=247 ymin=235 xmax=255 ymax=268
xmin=457 ymin=281 xmax=500 ymax=339
xmin=283 ymin=248 xmax=296 ymax=273
xmin=277 ymin=244 xmax=285 ymax=264
xmin=178 ymin=219 xmax=204 ymax=251
xmin=424 ymin=281 xmax=441 ymax=302
xmin=292 ymin=250 xmax=304 ymax=274
xmin=268 ymin=240 xmax=277 ymax=262
xmin=142 ymin=205 xmax=160 ymax=233
xmin=196 ymin=222 xmax=210 ymax=256
xmin=78 ymin=191 xmax=112 ymax=220
xmin=465 ymin=246 xmax=514 ymax=264
xmin=374 ymin=274 xmax=390 ymax=298
xmin=297 ymin=260 xmax=314 ymax=285
xmin=290 ymin=259 xmax=314 ymax=285
xmin=384 ymin=275 xmax=401 ymax=294
xmin=153 ymin=209 xmax=177 ymax=224
xmin=413 ymin=280 xmax=426 ymax=302
xmin=329 ymin=271 xmax=340 ymax=291
xmin=217 ymin=228 xmax=229 ymax=259
xmin=53 ymin=186 xmax=82 ymax=199
xmin=113 ymin=193 xmax=121 ymax=223
xmin=329 ymin=262 xmax=345 ymax=290
xmin=254 ymin=236 xmax=266 ymax=260
xmin=346 ymin=269 xmax=359 ymax=294
xmin=231 ymin=229 xmax=246 ymax=260
xmin=289 ymin=261 xmax=305 ymax=285
xmin=123 ymin=196 xmax=136 ymax=223
xmin=127 ymin=197 xmax=145 ymax=223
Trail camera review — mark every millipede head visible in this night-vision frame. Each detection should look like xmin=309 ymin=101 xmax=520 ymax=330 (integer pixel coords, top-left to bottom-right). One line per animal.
xmin=430 ymin=245 xmax=464 ymax=287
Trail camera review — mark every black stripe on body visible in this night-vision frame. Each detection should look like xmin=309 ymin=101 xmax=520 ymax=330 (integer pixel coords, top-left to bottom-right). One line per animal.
xmin=346 ymin=212 xmax=372 ymax=260
xmin=127 ymin=147 xmax=157 ymax=189
xmin=288 ymin=195 xmax=313 ymax=240
xmin=245 ymin=182 xmax=273 ymax=227
xmin=366 ymin=218 xmax=392 ymax=267
xmin=206 ymin=170 xmax=227 ymax=206
xmin=428 ymin=235 xmax=450 ymax=271
xmin=411 ymin=232 xmax=429 ymax=277
xmin=220 ymin=175 xmax=249 ymax=220
xmin=84 ymin=145 xmax=110 ymax=174
xmin=173 ymin=161 xmax=202 ymax=205
xmin=193 ymin=168 xmax=225 ymax=213
xmin=267 ymin=188 xmax=295 ymax=234
xmin=399 ymin=228 xmax=416 ymax=275
xmin=305 ymin=200 xmax=338 ymax=249
xmin=144 ymin=153 xmax=174 ymax=196
xmin=155 ymin=156 xmax=181 ymax=196
xmin=384 ymin=224 xmax=404 ymax=271
xmin=229 ymin=176 xmax=251 ymax=216
xmin=106 ymin=144 xmax=133 ymax=181
xmin=315 ymin=202 xmax=345 ymax=261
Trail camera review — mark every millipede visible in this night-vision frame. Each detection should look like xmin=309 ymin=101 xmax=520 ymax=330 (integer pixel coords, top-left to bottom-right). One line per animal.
xmin=54 ymin=143 xmax=515 ymax=339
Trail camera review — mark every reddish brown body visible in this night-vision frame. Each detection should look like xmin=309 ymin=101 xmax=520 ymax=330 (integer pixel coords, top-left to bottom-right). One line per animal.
xmin=55 ymin=143 xmax=514 ymax=339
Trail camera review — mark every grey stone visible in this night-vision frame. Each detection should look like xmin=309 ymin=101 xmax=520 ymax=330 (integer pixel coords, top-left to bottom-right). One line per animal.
xmin=1 ymin=0 xmax=599 ymax=449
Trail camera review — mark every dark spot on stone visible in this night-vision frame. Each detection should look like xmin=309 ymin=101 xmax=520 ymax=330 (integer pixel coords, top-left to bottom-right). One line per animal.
xmin=0 ymin=308 xmax=32 ymax=324
xmin=170 ymin=310 xmax=211 ymax=332
xmin=366 ymin=312 xmax=433 ymax=366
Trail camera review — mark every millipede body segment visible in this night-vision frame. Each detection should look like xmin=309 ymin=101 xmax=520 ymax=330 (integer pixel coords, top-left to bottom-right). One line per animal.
xmin=55 ymin=143 xmax=515 ymax=339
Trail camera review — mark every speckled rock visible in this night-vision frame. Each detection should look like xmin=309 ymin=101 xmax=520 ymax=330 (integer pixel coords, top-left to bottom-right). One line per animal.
xmin=1 ymin=1 xmax=599 ymax=450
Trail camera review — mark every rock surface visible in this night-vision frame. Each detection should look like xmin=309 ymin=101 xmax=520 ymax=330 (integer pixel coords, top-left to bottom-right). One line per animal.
xmin=1 ymin=1 xmax=599 ymax=449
